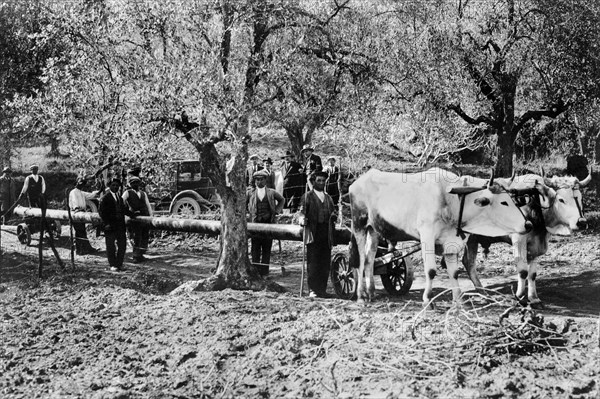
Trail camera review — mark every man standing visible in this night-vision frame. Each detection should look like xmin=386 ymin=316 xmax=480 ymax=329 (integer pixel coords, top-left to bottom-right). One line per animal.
xmin=99 ymin=179 xmax=131 ymax=271
xmin=298 ymin=171 xmax=337 ymax=298
xmin=0 ymin=167 xmax=17 ymax=224
xmin=324 ymin=156 xmax=341 ymax=206
xmin=247 ymin=169 xmax=284 ymax=276
xmin=262 ymin=157 xmax=276 ymax=189
xmin=122 ymin=176 xmax=153 ymax=263
xmin=68 ymin=178 xmax=99 ymax=255
xmin=21 ymin=165 xmax=46 ymax=207
xmin=245 ymin=154 xmax=262 ymax=188
xmin=301 ymin=145 xmax=322 ymax=191
xmin=280 ymin=150 xmax=303 ymax=211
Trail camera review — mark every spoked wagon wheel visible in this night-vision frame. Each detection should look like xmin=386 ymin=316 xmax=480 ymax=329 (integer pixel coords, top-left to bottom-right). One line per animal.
xmin=380 ymin=257 xmax=415 ymax=296
xmin=172 ymin=197 xmax=202 ymax=218
xmin=17 ymin=223 xmax=32 ymax=246
xmin=330 ymin=253 xmax=357 ymax=300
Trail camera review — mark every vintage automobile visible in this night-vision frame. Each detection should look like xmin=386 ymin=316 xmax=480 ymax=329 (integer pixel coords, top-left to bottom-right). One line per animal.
xmin=84 ymin=160 xmax=218 ymax=219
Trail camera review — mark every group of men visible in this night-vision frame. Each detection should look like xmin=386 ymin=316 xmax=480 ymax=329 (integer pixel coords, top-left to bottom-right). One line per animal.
xmin=246 ymin=145 xmax=340 ymax=298
xmin=3 ymin=149 xmax=339 ymax=296
xmin=246 ymin=145 xmax=341 ymax=210
xmin=0 ymin=163 xmax=152 ymax=272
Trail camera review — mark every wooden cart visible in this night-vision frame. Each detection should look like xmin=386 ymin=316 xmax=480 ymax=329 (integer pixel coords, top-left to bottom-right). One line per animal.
xmin=330 ymin=241 xmax=421 ymax=300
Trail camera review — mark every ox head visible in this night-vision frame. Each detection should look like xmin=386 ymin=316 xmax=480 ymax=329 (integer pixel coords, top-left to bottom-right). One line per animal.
xmin=447 ymin=171 xmax=532 ymax=237
xmin=537 ymin=167 xmax=592 ymax=234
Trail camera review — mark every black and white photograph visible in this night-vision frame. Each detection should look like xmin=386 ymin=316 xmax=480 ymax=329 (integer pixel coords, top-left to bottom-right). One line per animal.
xmin=1 ymin=0 xmax=599 ymax=397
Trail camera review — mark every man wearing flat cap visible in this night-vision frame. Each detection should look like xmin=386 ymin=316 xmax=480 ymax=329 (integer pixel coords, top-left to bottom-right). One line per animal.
xmin=245 ymin=154 xmax=263 ymax=189
xmin=280 ymin=150 xmax=303 ymax=212
xmin=20 ymin=164 xmax=46 ymax=208
xmin=301 ymin=144 xmax=322 ymax=191
xmin=68 ymin=178 xmax=100 ymax=255
xmin=0 ymin=167 xmax=17 ymax=224
xmin=247 ymin=169 xmax=284 ymax=276
xmin=298 ymin=170 xmax=337 ymax=298
xmin=122 ymin=176 xmax=153 ymax=263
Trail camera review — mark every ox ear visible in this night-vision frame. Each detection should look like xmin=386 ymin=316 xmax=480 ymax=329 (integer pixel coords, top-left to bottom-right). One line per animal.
xmin=474 ymin=196 xmax=491 ymax=207
xmin=447 ymin=186 xmax=485 ymax=195
xmin=540 ymin=166 xmax=546 ymax=178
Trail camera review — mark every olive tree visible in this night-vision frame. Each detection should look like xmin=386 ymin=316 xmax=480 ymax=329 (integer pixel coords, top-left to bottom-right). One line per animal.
xmin=393 ymin=0 xmax=600 ymax=175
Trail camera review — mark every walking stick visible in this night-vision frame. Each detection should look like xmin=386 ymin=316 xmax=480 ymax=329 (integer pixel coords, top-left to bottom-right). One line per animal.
xmin=300 ymin=224 xmax=306 ymax=297
xmin=299 ymin=166 xmax=310 ymax=297
xmin=66 ymin=188 xmax=75 ymax=269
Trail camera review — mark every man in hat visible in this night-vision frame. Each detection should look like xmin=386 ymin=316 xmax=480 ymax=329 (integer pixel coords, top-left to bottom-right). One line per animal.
xmin=122 ymin=176 xmax=153 ymax=263
xmin=280 ymin=150 xmax=303 ymax=212
xmin=301 ymin=144 xmax=322 ymax=190
xmin=0 ymin=167 xmax=17 ymax=224
xmin=68 ymin=178 xmax=100 ymax=255
xmin=324 ymin=156 xmax=341 ymax=205
xmin=298 ymin=170 xmax=337 ymax=298
xmin=245 ymin=154 xmax=263 ymax=188
xmin=20 ymin=165 xmax=46 ymax=208
xmin=247 ymin=169 xmax=284 ymax=276
xmin=99 ymin=178 xmax=133 ymax=271
xmin=262 ymin=157 xmax=276 ymax=189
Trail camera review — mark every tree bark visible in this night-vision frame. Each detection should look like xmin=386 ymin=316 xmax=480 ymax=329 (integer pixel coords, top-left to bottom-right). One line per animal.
xmin=495 ymin=131 xmax=515 ymax=177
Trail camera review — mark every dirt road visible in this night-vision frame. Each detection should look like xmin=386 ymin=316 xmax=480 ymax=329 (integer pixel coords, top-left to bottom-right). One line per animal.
xmin=1 ymin=225 xmax=599 ymax=398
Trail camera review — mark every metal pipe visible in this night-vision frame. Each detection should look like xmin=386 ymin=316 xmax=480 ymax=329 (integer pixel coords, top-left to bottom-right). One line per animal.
xmin=13 ymin=206 xmax=352 ymax=244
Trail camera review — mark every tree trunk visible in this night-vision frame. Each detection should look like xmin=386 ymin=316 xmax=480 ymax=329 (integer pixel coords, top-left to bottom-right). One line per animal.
xmin=285 ymin=123 xmax=305 ymax=159
xmin=495 ymin=80 xmax=517 ymax=177
xmin=48 ymin=135 xmax=61 ymax=157
xmin=495 ymin=131 xmax=515 ymax=177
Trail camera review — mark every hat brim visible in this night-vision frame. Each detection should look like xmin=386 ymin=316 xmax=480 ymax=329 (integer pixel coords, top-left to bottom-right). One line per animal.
xmin=300 ymin=147 xmax=314 ymax=153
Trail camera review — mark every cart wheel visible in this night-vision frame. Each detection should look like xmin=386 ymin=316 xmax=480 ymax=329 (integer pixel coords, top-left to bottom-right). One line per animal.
xmin=17 ymin=224 xmax=32 ymax=246
xmin=330 ymin=253 xmax=357 ymax=300
xmin=380 ymin=257 xmax=415 ymax=296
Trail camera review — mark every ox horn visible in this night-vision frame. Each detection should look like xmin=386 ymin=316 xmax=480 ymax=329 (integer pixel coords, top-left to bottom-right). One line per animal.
xmin=487 ymin=168 xmax=494 ymax=188
xmin=579 ymin=168 xmax=592 ymax=187
xmin=508 ymin=169 xmax=516 ymax=185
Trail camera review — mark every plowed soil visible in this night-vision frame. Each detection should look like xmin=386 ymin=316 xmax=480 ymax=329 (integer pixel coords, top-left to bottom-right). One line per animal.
xmin=0 ymin=226 xmax=599 ymax=398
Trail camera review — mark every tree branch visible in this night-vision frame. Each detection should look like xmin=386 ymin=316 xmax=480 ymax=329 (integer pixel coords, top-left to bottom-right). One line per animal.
xmin=514 ymin=100 xmax=569 ymax=134
xmin=447 ymin=103 xmax=499 ymax=127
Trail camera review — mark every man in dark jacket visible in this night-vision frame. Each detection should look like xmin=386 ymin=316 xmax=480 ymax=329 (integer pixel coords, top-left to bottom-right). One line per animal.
xmin=301 ymin=145 xmax=322 ymax=191
xmin=122 ymin=176 xmax=153 ymax=263
xmin=299 ymin=171 xmax=336 ymax=298
xmin=280 ymin=150 xmax=304 ymax=211
xmin=247 ymin=169 xmax=284 ymax=276
xmin=99 ymin=179 xmax=132 ymax=271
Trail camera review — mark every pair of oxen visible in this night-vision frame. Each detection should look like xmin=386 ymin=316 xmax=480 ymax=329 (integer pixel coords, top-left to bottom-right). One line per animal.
xmin=349 ymin=167 xmax=591 ymax=307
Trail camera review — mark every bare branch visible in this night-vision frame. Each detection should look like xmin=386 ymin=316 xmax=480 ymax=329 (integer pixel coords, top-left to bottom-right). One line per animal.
xmin=447 ymin=103 xmax=499 ymax=127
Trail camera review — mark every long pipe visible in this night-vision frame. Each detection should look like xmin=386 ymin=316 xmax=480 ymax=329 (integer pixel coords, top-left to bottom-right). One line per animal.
xmin=13 ymin=206 xmax=352 ymax=245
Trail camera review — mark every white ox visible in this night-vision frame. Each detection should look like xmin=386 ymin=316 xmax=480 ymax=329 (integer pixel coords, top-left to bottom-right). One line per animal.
xmin=463 ymin=171 xmax=591 ymax=305
xmin=349 ymin=168 xmax=532 ymax=306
